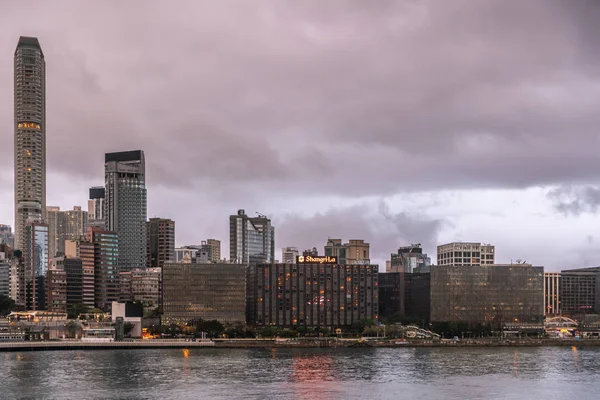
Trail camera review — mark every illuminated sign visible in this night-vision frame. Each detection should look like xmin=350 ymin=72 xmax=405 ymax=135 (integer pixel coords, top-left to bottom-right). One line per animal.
xmin=296 ymin=255 xmax=337 ymax=264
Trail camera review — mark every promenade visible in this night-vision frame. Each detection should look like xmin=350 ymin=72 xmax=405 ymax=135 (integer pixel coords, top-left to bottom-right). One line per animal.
xmin=2 ymin=338 xmax=600 ymax=351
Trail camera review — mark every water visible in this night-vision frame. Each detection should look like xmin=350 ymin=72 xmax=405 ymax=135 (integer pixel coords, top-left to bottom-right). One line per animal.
xmin=1 ymin=347 xmax=598 ymax=399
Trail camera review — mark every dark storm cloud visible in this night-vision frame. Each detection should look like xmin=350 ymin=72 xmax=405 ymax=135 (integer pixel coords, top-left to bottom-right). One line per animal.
xmin=1 ymin=0 xmax=600 ymax=197
xmin=275 ymin=202 xmax=444 ymax=264
xmin=547 ymin=186 xmax=600 ymax=216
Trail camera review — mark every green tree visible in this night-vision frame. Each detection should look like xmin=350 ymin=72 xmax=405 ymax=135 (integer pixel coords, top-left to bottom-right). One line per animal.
xmin=0 ymin=294 xmax=15 ymax=316
xmin=195 ymin=319 xmax=224 ymax=338
xmin=123 ymin=322 xmax=135 ymax=336
xmin=68 ymin=303 xmax=89 ymax=320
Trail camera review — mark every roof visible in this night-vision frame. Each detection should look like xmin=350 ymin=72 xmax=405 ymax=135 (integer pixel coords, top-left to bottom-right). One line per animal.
xmin=105 ymin=150 xmax=144 ymax=163
xmin=16 ymin=36 xmax=43 ymax=57
xmin=561 ymin=266 xmax=600 ymax=274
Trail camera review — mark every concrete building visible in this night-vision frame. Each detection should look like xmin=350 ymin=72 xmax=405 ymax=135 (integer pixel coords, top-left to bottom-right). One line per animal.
xmin=104 ymin=150 xmax=147 ymax=272
xmin=201 ymin=239 xmax=221 ymax=263
xmin=23 ymin=221 xmax=49 ymax=310
xmin=0 ymin=256 xmax=10 ymax=297
xmin=162 ymin=262 xmax=246 ymax=325
xmin=437 ymin=242 xmax=495 ymax=266
xmin=247 ymin=263 xmax=379 ymax=329
xmin=14 ymin=37 xmax=46 ymax=252
xmin=46 ymin=206 xmax=88 ymax=259
xmin=87 ymin=228 xmax=120 ymax=311
xmin=324 ymin=239 xmax=370 ymax=265
xmin=544 ymin=272 xmax=561 ymax=316
xmin=146 ymin=218 xmax=175 ymax=268
xmin=64 ymin=239 xmax=81 ymax=258
xmin=378 ymin=272 xmax=431 ymax=323
xmin=47 ymin=259 xmax=67 ymax=313
xmin=87 ymin=186 xmax=105 ymax=228
xmin=560 ymin=267 xmax=600 ymax=317
xmin=120 ymin=267 xmax=161 ymax=312
xmin=430 ymin=264 xmax=544 ymax=327
xmin=281 ymin=247 xmax=299 ymax=264
xmin=79 ymin=241 xmax=95 ymax=308
xmin=175 ymin=246 xmax=201 ymax=263
xmin=303 ymin=248 xmax=319 ymax=257
xmin=111 ymin=301 xmax=143 ymax=338
xmin=0 ymin=225 xmax=15 ymax=249
xmin=229 ymin=209 xmax=274 ymax=264
xmin=390 ymin=244 xmax=431 ymax=273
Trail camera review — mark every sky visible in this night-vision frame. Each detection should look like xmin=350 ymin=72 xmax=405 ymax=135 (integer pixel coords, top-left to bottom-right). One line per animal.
xmin=1 ymin=0 xmax=600 ymax=271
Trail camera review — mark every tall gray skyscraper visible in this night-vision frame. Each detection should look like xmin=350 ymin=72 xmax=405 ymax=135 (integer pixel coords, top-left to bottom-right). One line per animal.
xmin=14 ymin=37 xmax=46 ymax=251
xmin=104 ymin=151 xmax=147 ymax=271
xmin=229 ymin=209 xmax=274 ymax=264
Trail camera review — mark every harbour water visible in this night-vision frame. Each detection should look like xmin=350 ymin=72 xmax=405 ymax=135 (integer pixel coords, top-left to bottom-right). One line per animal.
xmin=1 ymin=347 xmax=599 ymax=399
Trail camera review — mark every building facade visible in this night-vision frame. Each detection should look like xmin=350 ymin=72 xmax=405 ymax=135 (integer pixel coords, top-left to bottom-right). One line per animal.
xmin=0 ymin=225 xmax=15 ymax=249
xmin=146 ymin=218 xmax=175 ymax=268
xmin=282 ymin=247 xmax=299 ymax=264
xmin=0 ymin=257 xmax=9 ymax=298
xmin=437 ymin=242 xmax=495 ymax=266
xmin=544 ymin=272 xmax=561 ymax=316
xmin=14 ymin=37 xmax=46 ymax=252
xmin=89 ymin=228 xmax=120 ymax=311
xmin=79 ymin=241 xmax=95 ymax=308
xmin=87 ymin=186 xmax=105 ymax=228
xmin=46 ymin=206 xmax=88 ymax=259
xmin=560 ymin=267 xmax=600 ymax=316
xmin=389 ymin=244 xmax=431 ymax=273
xmin=47 ymin=259 xmax=67 ymax=313
xmin=162 ymin=263 xmax=246 ymax=325
xmin=175 ymin=246 xmax=200 ymax=263
xmin=324 ymin=239 xmax=370 ymax=265
xmin=430 ymin=265 xmax=544 ymax=326
xmin=201 ymin=239 xmax=221 ymax=263
xmin=229 ymin=209 xmax=274 ymax=264
xmin=247 ymin=263 xmax=379 ymax=329
xmin=23 ymin=221 xmax=49 ymax=310
xmin=104 ymin=150 xmax=147 ymax=272
xmin=378 ymin=272 xmax=431 ymax=323
xmin=120 ymin=267 xmax=161 ymax=312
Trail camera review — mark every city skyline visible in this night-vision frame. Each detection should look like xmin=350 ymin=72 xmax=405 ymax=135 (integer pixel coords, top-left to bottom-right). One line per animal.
xmin=2 ymin=2 xmax=600 ymax=271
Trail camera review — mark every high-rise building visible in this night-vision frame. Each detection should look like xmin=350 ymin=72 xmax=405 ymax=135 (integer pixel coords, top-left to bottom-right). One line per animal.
xmin=560 ymin=267 xmax=600 ymax=316
xmin=0 ymin=255 xmax=10 ymax=297
xmin=175 ymin=246 xmax=201 ymax=263
xmin=0 ymin=225 xmax=15 ymax=249
xmin=146 ymin=218 xmax=175 ymax=268
xmin=46 ymin=206 xmax=62 ymax=259
xmin=162 ymin=263 xmax=246 ymax=325
xmin=86 ymin=227 xmax=120 ymax=311
xmin=14 ymin=37 xmax=46 ymax=252
xmin=246 ymin=263 xmax=379 ymax=328
xmin=303 ymin=247 xmax=319 ymax=257
xmin=281 ymin=247 xmax=299 ymax=264
xmin=120 ymin=267 xmax=161 ymax=312
xmin=88 ymin=186 xmax=105 ymax=228
xmin=436 ymin=242 xmax=495 ymax=266
xmin=390 ymin=244 xmax=431 ymax=273
xmin=104 ymin=150 xmax=147 ymax=272
xmin=46 ymin=206 xmax=88 ymax=259
xmin=229 ymin=209 xmax=274 ymax=264
xmin=47 ymin=258 xmax=67 ymax=313
xmin=202 ymin=239 xmax=221 ymax=263
xmin=378 ymin=272 xmax=430 ymax=322
xmin=544 ymin=272 xmax=561 ymax=316
xmin=23 ymin=221 xmax=49 ymax=310
xmin=324 ymin=239 xmax=370 ymax=265
xmin=79 ymin=241 xmax=95 ymax=308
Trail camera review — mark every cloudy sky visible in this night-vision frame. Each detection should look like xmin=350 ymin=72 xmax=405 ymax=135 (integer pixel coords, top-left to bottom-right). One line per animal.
xmin=1 ymin=1 xmax=600 ymax=271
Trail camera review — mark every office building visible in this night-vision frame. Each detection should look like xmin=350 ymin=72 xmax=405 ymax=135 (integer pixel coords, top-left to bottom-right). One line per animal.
xmin=437 ymin=242 xmax=495 ymax=266
xmin=378 ymin=272 xmax=431 ymax=323
xmin=9 ymin=251 xmax=25 ymax=306
xmin=430 ymin=264 xmax=544 ymax=327
xmin=104 ymin=150 xmax=147 ymax=272
xmin=163 ymin=262 xmax=246 ymax=325
xmin=229 ymin=209 xmax=274 ymax=264
xmin=324 ymin=239 xmax=370 ymax=265
xmin=120 ymin=267 xmax=161 ymax=312
xmin=146 ymin=218 xmax=175 ymax=268
xmin=282 ymin=247 xmax=299 ymax=264
xmin=0 ymin=225 xmax=15 ymax=249
xmin=87 ymin=186 xmax=105 ymax=228
xmin=560 ymin=267 xmax=600 ymax=316
xmin=88 ymin=228 xmax=120 ymax=311
xmin=247 ymin=263 xmax=379 ymax=329
xmin=544 ymin=272 xmax=561 ymax=316
xmin=0 ymin=257 xmax=9 ymax=297
xmin=389 ymin=244 xmax=431 ymax=273
xmin=63 ymin=257 xmax=83 ymax=310
xmin=79 ymin=241 xmax=95 ymax=308
xmin=175 ymin=246 xmax=200 ymax=263
xmin=14 ymin=37 xmax=46 ymax=252
xmin=64 ymin=239 xmax=81 ymax=258
xmin=303 ymin=248 xmax=319 ymax=257
xmin=23 ymin=221 xmax=49 ymax=310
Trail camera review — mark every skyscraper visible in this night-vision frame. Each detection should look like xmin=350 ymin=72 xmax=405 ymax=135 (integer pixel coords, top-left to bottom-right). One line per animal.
xmin=46 ymin=206 xmax=88 ymax=258
xmin=14 ymin=36 xmax=46 ymax=251
xmin=146 ymin=218 xmax=175 ymax=268
xmin=23 ymin=221 xmax=48 ymax=310
xmin=229 ymin=209 xmax=274 ymax=264
xmin=88 ymin=186 xmax=105 ymax=228
xmin=104 ymin=151 xmax=147 ymax=272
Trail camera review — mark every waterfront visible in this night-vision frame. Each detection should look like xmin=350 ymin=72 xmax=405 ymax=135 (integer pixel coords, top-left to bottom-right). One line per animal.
xmin=1 ymin=347 xmax=599 ymax=399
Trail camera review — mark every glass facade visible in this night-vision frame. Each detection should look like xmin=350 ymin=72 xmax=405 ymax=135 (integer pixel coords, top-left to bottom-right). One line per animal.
xmin=430 ymin=265 xmax=544 ymax=326
xmin=162 ymin=263 xmax=246 ymax=325
xmin=247 ymin=263 xmax=379 ymax=328
xmin=559 ymin=267 xmax=600 ymax=316
xmin=229 ymin=210 xmax=274 ymax=264
xmin=378 ymin=272 xmax=430 ymax=322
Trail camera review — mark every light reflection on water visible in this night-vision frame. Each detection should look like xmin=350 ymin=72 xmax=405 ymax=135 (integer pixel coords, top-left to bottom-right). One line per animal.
xmin=1 ymin=347 xmax=600 ymax=399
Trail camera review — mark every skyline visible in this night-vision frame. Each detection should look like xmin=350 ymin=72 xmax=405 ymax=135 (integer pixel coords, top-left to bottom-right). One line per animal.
xmin=2 ymin=1 xmax=600 ymax=270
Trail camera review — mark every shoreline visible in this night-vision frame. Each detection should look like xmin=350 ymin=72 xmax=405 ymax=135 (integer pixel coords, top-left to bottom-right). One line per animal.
xmin=0 ymin=338 xmax=598 ymax=352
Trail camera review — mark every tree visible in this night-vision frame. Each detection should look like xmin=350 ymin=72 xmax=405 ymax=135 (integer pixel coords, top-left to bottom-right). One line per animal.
xmin=123 ymin=322 xmax=135 ymax=336
xmin=68 ymin=303 xmax=89 ymax=320
xmin=65 ymin=321 xmax=81 ymax=338
xmin=0 ymin=294 xmax=15 ymax=316
xmin=196 ymin=319 xmax=224 ymax=338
